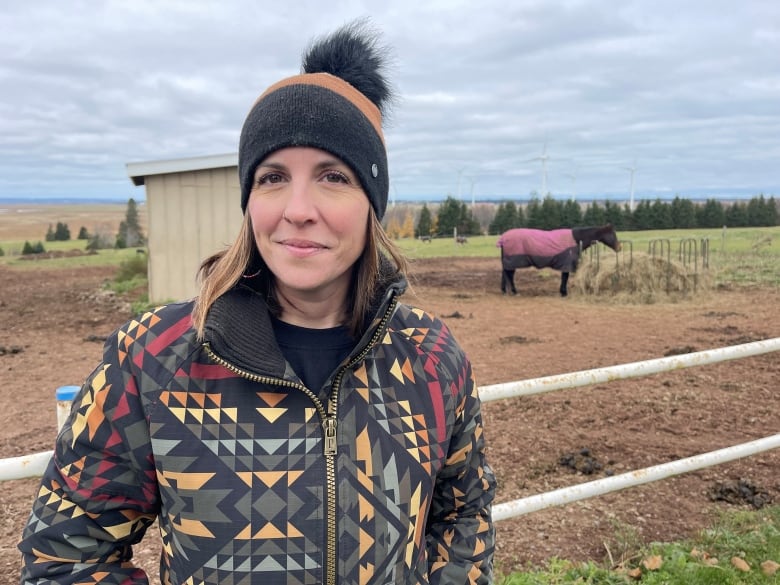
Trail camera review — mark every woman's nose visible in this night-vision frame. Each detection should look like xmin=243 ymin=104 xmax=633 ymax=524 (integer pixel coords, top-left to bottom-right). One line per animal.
xmin=281 ymin=180 xmax=317 ymax=224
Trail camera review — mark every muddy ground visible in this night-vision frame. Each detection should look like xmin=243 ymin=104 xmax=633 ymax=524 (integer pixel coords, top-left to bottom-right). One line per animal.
xmin=1 ymin=257 xmax=778 ymax=579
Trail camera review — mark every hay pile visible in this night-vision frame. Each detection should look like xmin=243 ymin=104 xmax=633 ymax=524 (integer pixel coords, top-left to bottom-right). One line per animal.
xmin=573 ymin=251 xmax=713 ymax=304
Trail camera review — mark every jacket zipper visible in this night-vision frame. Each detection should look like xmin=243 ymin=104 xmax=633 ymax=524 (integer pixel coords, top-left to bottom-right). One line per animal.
xmin=203 ymin=294 xmax=398 ymax=585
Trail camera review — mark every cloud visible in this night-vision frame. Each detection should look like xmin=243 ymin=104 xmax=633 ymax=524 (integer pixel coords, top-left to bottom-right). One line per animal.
xmin=0 ymin=0 xmax=778 ymax=202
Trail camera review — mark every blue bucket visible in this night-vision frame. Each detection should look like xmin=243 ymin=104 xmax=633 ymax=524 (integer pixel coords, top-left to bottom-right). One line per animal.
xmin=55 ymin=385 xmax=80 ymax=402
xmin=55 ymin=385 xmax=80 ymax=429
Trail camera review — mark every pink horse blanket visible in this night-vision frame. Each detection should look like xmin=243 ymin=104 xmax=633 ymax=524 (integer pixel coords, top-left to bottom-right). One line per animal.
xmin=497 ymin=228 xmax=579 ymax=272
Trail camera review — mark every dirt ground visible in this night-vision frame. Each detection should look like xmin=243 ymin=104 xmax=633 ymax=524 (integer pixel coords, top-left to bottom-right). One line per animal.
xmin=1 ymin=257 xmax=778 ymax=579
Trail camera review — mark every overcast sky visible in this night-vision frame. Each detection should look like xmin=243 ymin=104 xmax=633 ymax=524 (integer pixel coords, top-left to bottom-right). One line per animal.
xmin=1 ymin=1 xmax=778 ymax=204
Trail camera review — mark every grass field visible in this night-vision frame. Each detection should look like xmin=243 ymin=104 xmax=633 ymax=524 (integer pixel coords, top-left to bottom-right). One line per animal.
xmin=396 ymin=226 xmax=780 ymax=288
xmin=396 ymin=226 xmax=779 ymax=257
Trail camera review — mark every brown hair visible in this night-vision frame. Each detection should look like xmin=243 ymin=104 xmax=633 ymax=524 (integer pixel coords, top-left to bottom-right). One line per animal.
xmin=192 ymin=210 xmax=408 ymax=340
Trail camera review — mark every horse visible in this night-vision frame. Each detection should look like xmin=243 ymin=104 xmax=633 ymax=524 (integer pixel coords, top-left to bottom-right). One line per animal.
xmin=497 ymin=224 xmax=621 ymax=297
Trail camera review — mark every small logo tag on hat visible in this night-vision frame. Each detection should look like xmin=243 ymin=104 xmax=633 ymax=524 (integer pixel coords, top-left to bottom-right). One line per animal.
xmin=371 ymin=163 xmax=378 ymax=178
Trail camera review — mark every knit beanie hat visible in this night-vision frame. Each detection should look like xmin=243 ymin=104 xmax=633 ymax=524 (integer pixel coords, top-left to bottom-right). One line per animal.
xmin=239 ymin=21 xmax=393 ymax=220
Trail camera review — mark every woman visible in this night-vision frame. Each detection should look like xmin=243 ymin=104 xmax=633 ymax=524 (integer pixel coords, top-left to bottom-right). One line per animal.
xmin=19 ymin=21 xmax=496 ymax=585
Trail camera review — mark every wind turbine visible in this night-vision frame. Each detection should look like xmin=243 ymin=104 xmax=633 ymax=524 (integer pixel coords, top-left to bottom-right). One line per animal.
xmin=564 ymin=165 xmax=578 ymax=201
xmin=455 ymin=167 xmax=465 ymax=199
xmin=525 ymin=142 xmax=550 ymax=197
xmin=467 ymin=176 xmax=476 ymax=207
xmin=623 ymin=160 xmax=637 ymax=211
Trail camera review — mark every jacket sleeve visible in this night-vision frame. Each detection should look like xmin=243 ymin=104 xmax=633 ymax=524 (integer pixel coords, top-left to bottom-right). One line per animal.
xmin=18 ymin=328 xmax=159 ymax=584
xmin=426 ymin=357 xmax=496 ymax=585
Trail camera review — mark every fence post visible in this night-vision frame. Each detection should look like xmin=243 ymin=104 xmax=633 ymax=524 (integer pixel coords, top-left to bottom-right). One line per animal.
xmin=55 ymin=385 xmax=79 ymax=431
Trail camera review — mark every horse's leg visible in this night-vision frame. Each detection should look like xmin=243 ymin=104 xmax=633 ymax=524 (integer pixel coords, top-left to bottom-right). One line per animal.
xmin=501 ymin=269 xmax=516 ymax=295
xmin=560 ymin=272 xmax=569 ymax=297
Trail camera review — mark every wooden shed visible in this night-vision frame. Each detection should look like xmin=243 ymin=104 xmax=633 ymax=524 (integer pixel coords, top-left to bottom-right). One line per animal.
xmin=126 ymin=153 xmax=241 ymax=303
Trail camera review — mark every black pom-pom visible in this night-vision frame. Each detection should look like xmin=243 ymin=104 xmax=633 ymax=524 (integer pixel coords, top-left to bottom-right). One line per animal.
xmin=302 ymin=19 xmax=393 ymax=114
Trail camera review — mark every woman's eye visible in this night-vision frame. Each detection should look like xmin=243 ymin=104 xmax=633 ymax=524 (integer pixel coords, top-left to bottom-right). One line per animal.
xmin=323 ymin=171 xmax=349 ymax=184
xmin=257 ymin=172 xmax=283 ymax=185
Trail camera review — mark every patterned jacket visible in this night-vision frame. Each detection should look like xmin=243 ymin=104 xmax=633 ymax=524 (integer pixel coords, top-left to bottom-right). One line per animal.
xmin=19 ymin=275 xmax=496 ymax=585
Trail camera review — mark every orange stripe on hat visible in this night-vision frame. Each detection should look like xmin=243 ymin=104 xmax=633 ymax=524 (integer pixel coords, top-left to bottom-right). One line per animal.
xmin=255 ymin=72 xmax=384 ymax=144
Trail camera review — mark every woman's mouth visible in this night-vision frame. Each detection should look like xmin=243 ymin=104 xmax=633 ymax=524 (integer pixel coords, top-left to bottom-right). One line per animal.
xmin=279 ymin=238 xmax=327 ymax=257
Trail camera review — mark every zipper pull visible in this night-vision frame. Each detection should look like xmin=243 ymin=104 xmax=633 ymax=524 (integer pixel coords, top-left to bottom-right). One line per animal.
xmin=323 ymin=416 xmax=338 ymax=456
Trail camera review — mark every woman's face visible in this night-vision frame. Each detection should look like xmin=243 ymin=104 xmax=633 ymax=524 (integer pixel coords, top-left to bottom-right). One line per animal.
xmin=247 ymin=146 xmax=370 ymax=302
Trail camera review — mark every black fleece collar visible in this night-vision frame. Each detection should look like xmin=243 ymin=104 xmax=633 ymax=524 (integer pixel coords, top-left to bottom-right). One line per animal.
xmin=203 ymin=260 xmax=407 ymax=380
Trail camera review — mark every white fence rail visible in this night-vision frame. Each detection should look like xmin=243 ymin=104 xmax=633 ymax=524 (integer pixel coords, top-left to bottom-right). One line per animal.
xmin=2 ymin=338 xmax=779 ymax=523
xmin=493 ymin=433 xmax=780 ymax=521
xmin=0 ymin=450 xmax=52 ymax=482
xmin=478 ymin=337 xmax=780 ymax=402
xmin=479 ymin=337 xmax=780 ymax=519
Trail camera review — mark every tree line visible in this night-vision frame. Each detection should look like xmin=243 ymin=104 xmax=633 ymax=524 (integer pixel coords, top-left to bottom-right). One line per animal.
xmin=397 ymin=194 xmax=778 ymax=239
xmin=19 ymin=198 xmax=146 ymax=256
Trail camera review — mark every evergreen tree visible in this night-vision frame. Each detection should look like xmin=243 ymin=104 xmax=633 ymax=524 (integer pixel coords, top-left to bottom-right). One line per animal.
xmin=583 ymin=201 xmax=606 ymax=225
xmin=488 ymin=201 xmax=519 ymax=235
xmin=746 ymin=194 xmax=776 ymax=227
xmin=464 ymin=211 xmax=481 ymax=235
xmin=630 ymin=200 xmax=652 ymax=230
xmin=650 ymin=198 xmax=673 ymax=229
xmin=603 ymin=201 xmax=624 ymax=229
xmin=77 ymin=226 xmax=90 ymax=240
xmin=435 ymin=196 xmax=480 ymax=236
xmin=116 ymin=197 xmax=146 ymax=248
xmin=725 ymin=201 xmax=748 ymax=227
xmin=697 ymin=198 xmax=725 ymax=228
xmin=767 ymin=196 xmax=778 ymax=226
xmin=45 ymin=224 xmax=55 ymax=242
xmin=524 ymin=197 xmax=544 ymax=228
xmin=621 ymin=203 xmax=635 ymax=231
xmin=670 ymin=196 xmax=697 ymax=228
xmin=435 ymin=196 xmax=461 ymax=236
xmin=415 ymin=204 xmax=433 ymax=238
xmin=516 ymin=203 xmax=526 ymax=227
xmin=23 ymin=241 xmax=46 ymax=254
xmin=538 ymin=196 xmax=562 ymax=229
xmin=54 ymin=221 xmax=71 ymax=241
xmin=561 ymin=199 xmax=583 ymax=227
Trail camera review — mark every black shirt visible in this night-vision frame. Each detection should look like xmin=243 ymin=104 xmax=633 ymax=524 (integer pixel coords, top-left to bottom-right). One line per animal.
xmin=271 ymin=315 xmax=356 ymax=396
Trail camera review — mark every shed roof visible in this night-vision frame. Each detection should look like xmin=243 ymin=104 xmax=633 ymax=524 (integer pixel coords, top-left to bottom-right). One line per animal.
xmin=126 ymin=153 xmax=237 ymax=186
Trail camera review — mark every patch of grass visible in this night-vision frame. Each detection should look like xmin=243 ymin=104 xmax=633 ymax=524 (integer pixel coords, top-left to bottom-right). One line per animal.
xmin=113 ymin=253 xmax=148 ymax=283
xmin=715 ymin=252 xmax=780 ymax=287
xmin=0 ymin=243 xmax=144 ymax=269
xmin=496 ymin=505 xmax=780 ymax=584
xmin=104 ymin=252 xmax=148 ymax=298
xmin=396 ymin=234 xmax=499 ymax=259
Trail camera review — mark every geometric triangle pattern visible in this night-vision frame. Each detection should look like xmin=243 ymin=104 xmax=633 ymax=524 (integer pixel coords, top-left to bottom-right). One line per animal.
xmin=19 ymin=297 xmax=496 ymax=585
